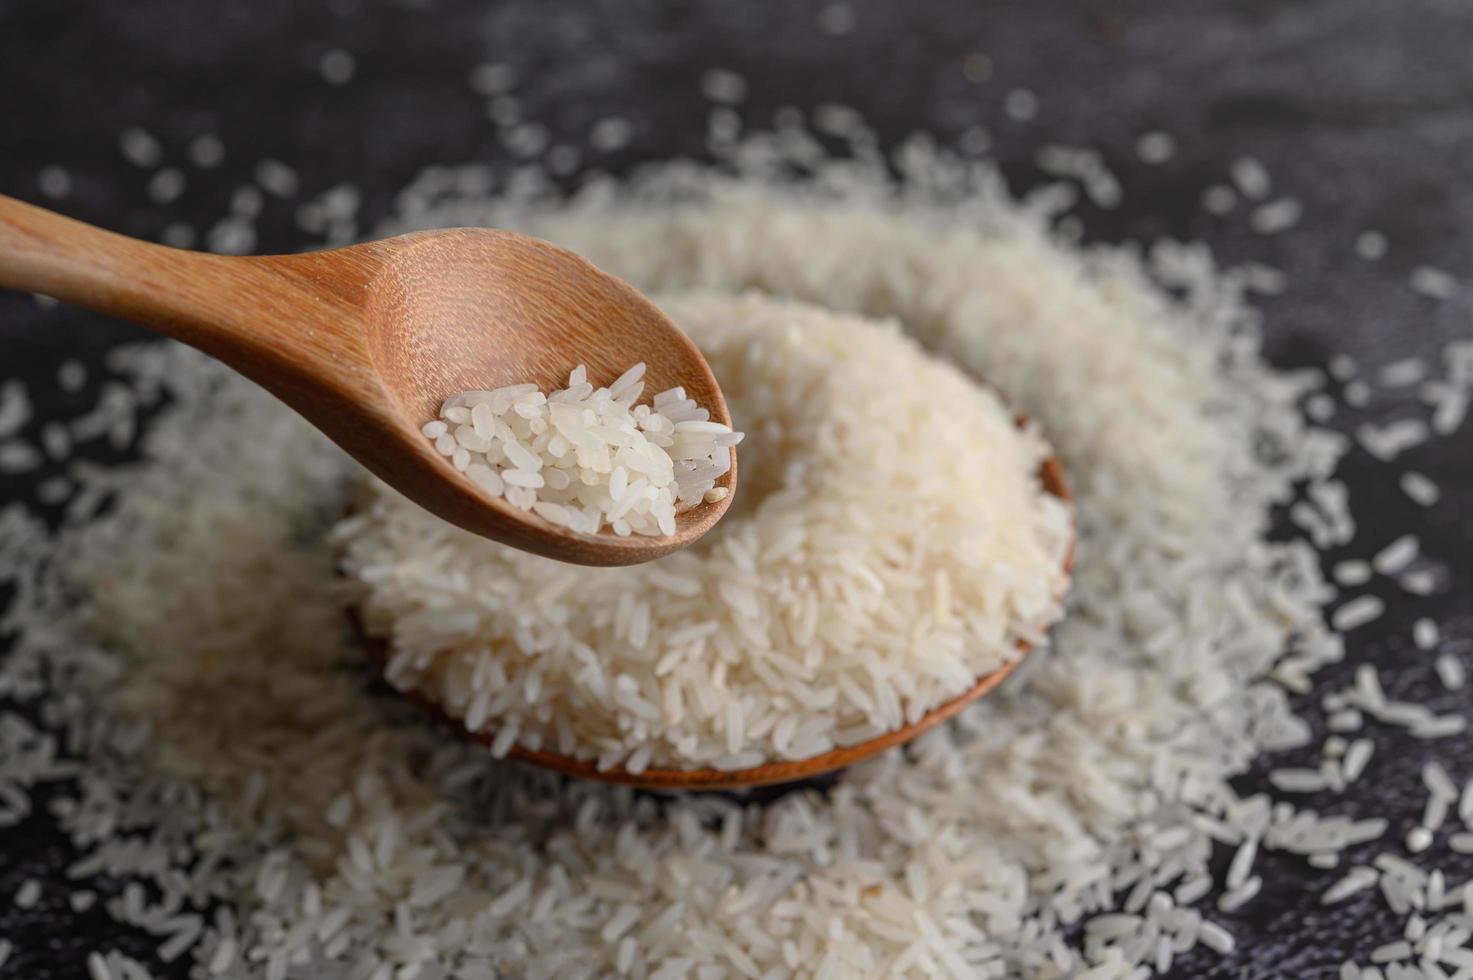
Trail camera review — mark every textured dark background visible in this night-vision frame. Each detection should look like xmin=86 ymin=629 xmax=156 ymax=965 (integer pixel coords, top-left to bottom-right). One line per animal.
xmin=2 ymin=0 xmax=1472 ymax=977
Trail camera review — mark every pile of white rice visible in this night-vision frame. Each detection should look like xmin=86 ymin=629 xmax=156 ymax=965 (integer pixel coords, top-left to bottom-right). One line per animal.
xmin=345 ymin=292 xmax=1073 ymax=772
xmin=2 ymin=121 xmax=1467 ymax=978
xmin=424 ymin=362 xmax=740 ymax=537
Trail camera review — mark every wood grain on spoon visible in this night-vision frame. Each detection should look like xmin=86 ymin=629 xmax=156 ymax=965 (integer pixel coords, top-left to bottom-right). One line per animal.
xmin=350 ymin=453 xmax=1073 ymax=791
xmin=0 ymin=194 xmax=735 ymax=566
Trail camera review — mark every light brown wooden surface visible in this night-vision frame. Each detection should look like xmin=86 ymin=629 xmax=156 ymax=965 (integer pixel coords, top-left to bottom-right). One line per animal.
xmin=0 ymin=194 xmax=735 ymax=565
xmin=351 ymin=453 xmax=1074 ymax=791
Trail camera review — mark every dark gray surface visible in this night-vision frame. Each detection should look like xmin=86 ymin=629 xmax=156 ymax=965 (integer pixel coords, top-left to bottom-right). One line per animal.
xmin=2 ymin=1 xmax=1472 ymax=976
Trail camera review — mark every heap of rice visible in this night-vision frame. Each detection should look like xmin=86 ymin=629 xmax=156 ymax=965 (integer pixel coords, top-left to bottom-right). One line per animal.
xmin=343 ymin=292 xmax=1074 ymax=772
xmin=423 ymin=362 xmax=741 ymax=537
xmin=9 ymin=128 xmax=1463 ymax=978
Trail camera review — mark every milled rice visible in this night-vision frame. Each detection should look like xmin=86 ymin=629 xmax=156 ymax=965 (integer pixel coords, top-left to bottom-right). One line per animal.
xmin=345 ymin=293 xmax=1073 ymax=770
xmin=0 ymin=121 xmax=1459 ymax=977
xmin=424 ymin=363 xmax=740 ymax=537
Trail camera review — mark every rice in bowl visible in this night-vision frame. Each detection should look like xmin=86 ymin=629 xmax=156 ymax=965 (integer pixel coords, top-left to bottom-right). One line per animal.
xmin=338 ymin=291 xmax=1075 ymax=773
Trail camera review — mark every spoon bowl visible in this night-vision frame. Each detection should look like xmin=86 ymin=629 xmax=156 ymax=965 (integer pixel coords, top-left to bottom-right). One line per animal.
xmin=349 ymin=450 xmax=1072 ymax=791
xmin=0 ymin=197 xmax=734 ymax=565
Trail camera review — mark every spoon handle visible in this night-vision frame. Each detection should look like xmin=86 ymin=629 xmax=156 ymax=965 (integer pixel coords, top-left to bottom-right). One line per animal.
xmin=0 ymin=194 xmax=359 ymax=369
xmin=0 ymin=194 xmax=244 ymax=343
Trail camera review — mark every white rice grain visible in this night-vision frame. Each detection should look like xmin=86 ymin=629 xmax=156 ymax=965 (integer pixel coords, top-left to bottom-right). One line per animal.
xmin=1373 ymin=535 xmax=1420 ymax=576
xmin=1401 ymin=473 xmax=1440 ymax=507
xmin=1411 ymin=267 xmax=1458 ymax=300
xmin=1435 ymin=655 xmax=1465 ymax=692
xmin=1333 ymin=597 xmax=1386 ymax=632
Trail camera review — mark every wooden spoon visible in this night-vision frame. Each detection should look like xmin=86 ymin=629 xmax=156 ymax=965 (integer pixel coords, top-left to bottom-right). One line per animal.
xmin=0 ymin=194 xmax=735 ymax=566
xmin=350 ymin=452 xmax=1073 ymax=791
